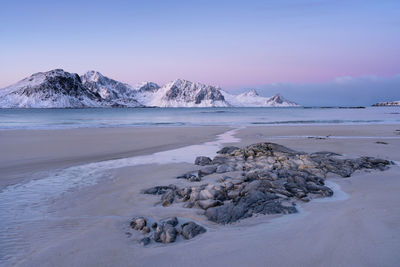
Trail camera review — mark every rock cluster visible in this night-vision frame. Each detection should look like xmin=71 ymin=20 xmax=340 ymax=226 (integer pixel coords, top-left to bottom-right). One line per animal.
xmin=143 ymin=142 xmax=392 ymax=224
xmin=130 ymin=216 xmax=206 ymax=245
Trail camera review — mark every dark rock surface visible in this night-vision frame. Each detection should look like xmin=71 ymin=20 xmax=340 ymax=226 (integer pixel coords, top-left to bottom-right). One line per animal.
xmin=195 ymin=156 xmax=213 ymax=166
xmin=143 ymin=142 xmax=393 ymax=224
xmin=217 ymin=146 xmax=240 ymax=154
xmin=129 ymin=217 xmax=207 ymax=245
xmin=181 ymin=222 xmax=206 ymax=239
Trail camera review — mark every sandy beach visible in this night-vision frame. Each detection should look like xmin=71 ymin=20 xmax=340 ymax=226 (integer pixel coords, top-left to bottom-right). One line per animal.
xmin=1 ymin=124 xmax=400 ymax=267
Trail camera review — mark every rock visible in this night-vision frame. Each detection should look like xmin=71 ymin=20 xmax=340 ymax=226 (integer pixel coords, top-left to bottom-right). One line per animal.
xmin=217 ymin=146 xmax=240 ymax=154
xmin=141 ymin=142 xmax=393 ymax=225
xmin=140 ymin=237 xmax=151 ymax=246
xmin=205 ymin=190 xmax=297 ymax=224
xmin=161 ymin=190 xmax=176 ymax=206
xmin=198 ymin=166 xmax=217 ymax=177
xmin=306 ymin=182 xmax=333 ymax=197
xmin=161 ymin=217 xmax=179 ymax=227
xmin=142 ymin=226 xmax=151 ymax=234
xmin=195 ymin=156 xmax=212 ymax=166
xmin=143 ymin=185 xmax=176 ymax=195
xmin=151 ymin=222 xmax=158 ymax=229
xmin=153 ymin=222 xmax=178 ymax=243
xmin=196 ymin=199 xmax=222 ymax=210
xmin=130 ymin=217 xmax=147 ymax=230
xmin=181 ymin=222 xmax=206 ymax=239
xmin=177 ymin=172 xmax=201 ymax=182
xmin=216 ymin=164 xmax=234 ymax=173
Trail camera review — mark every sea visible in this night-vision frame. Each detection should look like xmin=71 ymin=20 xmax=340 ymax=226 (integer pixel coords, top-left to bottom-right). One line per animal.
xmin=0 ymin=106 xmax=399 ymax=129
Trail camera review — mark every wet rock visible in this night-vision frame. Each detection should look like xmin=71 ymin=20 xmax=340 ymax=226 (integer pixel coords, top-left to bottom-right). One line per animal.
xmin=195 ymin=156 xmax=212 ymax=166
xmin=153 ymin=222 xmax=178 ymax=243
xmin=177 ymin=172 xmax=201 ymax=182
xmin=205 ymin=190 xmax=297 ymax=224
xmin=151 ymin=222 xmax=158 ymax=229
xmin=181 ymin=222 xmax=206 ymax=239
xmin=143 ymin=185 xmax=176 ymax=195
xmin=161 ymin=190 xmax=176 ymax=207
xmin=142 ymin=226 xmax=151 ymax=234
xmin=142 ymin=142 xmax=393 ymax=225
xmin=196 ymin=199 xmax=222 ymax=210
xmin=217 ymin=146 xmax=240 ymax=154
xmin=216 ymin=164 xmax=234 ymax=173
xmin=198 ymin=166 xmax=217 ymax=177
xmin=130 ymin=217 xmax=147 ymax=230
xmin=161 ymin=217 xmax=179 ymax=227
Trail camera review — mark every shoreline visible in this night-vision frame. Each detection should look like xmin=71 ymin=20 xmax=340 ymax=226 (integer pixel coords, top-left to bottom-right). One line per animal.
xmin=0 ymin=126 xmax=230 ymax=189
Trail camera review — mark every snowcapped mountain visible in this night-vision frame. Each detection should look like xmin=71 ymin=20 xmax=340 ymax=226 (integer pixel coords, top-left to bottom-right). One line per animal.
xmin=222 ymin=89 xmax=299 ymax=107
xmin=81 ymin=71 xmax=142 ymax=107
xmin=372 ymin=100 xmax=400 ymax=106
xmin=0 ymin=69 xmax=300 ymax=108
xmin=0 ymin=69 xmax=102 ymax=108
xmin=136 ymin=79 xmax=229 ymax=107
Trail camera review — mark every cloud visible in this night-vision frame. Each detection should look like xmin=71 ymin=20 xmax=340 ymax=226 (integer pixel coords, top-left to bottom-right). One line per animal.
xmin=241 ymin=75 xmax=400 ymax=106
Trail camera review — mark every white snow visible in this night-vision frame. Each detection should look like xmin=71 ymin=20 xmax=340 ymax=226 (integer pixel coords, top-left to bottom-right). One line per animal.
xmin=222 ymin=89 xmax=300 ymax=107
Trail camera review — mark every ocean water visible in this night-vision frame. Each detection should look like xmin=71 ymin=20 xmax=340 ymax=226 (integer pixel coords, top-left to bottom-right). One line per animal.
xmin=0 ymin=106 xmax=399 ymax=129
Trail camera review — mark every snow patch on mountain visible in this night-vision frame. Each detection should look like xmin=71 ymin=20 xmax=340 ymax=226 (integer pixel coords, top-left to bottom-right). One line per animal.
xmin=81 ymin=71 xmax=142 ymax=107
xmin=222 ymin=89 xmax=299 ymax=107
xmin=136 ymin=79 xmax=229 ymax=107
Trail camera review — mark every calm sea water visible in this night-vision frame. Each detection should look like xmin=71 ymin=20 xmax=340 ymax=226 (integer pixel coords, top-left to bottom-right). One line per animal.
xmin=0 ymin=107 xmax=399 ymax=129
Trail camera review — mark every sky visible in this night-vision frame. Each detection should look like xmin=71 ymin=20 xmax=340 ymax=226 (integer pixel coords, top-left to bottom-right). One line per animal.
xmin=0 ymin=0 xmax=399 ymax=105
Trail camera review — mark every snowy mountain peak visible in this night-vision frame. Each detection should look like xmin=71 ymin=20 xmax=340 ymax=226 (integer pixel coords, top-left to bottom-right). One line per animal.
xmin=81 ymin=70 xmax=105 ymax=83
xmin=222 ymin=90 xmax=299 ymax=107
xmin=0 ymin=69 xmax=100 ymax=108
xmin=267 ymin=93 xmax=298 ymax=106
xmin=135 ymin=81 xmax=161 ymax=93
xmin=136 ymin=79 xmax=228 ymax=107
xmin=269 ymin=93 xmax=284 ymax=103
xmin=240 ymin=89 xmax=259 ymax=97
xmin=81 ymin=71 xmax=142 ymax=107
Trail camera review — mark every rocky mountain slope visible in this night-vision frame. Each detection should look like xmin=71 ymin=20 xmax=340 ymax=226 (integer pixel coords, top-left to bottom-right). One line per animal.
xmin=81 ymin=71 xmax=142 ymax=107
xmin=0 ymin=69 xmax=102 ymax=108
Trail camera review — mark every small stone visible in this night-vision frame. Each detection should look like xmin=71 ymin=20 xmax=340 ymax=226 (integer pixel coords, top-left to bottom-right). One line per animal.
xmin=154 ymin=222 xmax=178 ymax=243
xmin=130 ymin=217 xmax=147 ymax=231
xmin=196 ymin=199 xmax=222 ymax=210
xmin=181 ymin=222 xmax=206 ymax=239
xmin=198 ymin=166 xmax=217 ymax=177
xmin=162 ymin=217 xmax=179 ymax=227
xmin=195 ymin=156 xmax=213 ymax=166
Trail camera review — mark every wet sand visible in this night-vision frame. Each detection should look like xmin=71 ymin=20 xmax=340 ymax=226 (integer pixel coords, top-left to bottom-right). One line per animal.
xmin=1 ymin=124 xmax=400 ymax=266
xmin=0 ymin=126 xmax=228 ymax=189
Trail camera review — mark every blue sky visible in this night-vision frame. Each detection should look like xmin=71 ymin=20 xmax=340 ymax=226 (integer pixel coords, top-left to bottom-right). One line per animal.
xmin=0 ymin=0 xmax=399 ymax=105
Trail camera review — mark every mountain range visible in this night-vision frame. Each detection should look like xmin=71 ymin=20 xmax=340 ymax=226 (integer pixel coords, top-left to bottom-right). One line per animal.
xmin=0 ymin=69 xmax=300 ymax=108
